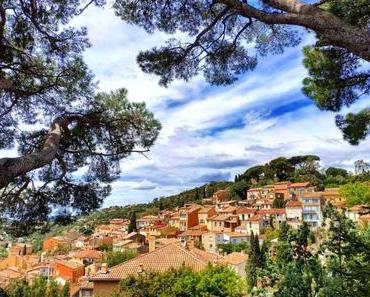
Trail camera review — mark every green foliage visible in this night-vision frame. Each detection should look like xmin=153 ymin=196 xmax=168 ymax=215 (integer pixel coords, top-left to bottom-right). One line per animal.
xmin=0 ymin=245 xmax=8 ymax=260
xmin=249 ymin=207 xmax=370 ymax=297
xmin=98 ymin=243 xmax=113 ymax=252
xmin=78 ymin=226 xmax=93 ymax=236
xmin=128 ymin=211 xmax=137 ymax=233
xmin=326 ymin=167 xmax=348 ymax=177
xmin=246 ymin=233 xmax=266 ymax=292
xmin=217 ymin=241 xmax=248 ymax=255
xmin=241 ymin=166 xmax=265 ymax=183
xmin=6 ymin=277 xmax=69 ymax=297
xmin=340 ymin=182 xmax=370 ymax=206
xmin=336 ymin=109 xmax=370 ymax=145
xmin=0 ymin=0 xmax=161 ymax=235
xmin=113 ymin=0 xmax=370 ymax=144
xmin=302 ymin=44 xmax=370 ymax=145
xmin=112 ymin=266 xmax=246 ymax=297
xmin=102 ymin=250 xmax=137 ymax=267
xmin=319 ymin=206 xmax=370 ymax=297
xmin=151 ymin=181 xmax=231 ymax=210
xmin=272 ymin=197 xmax=286 ymax=209
xmin=229 ymin=180 xmax=249 ymax=200
xmin=264 ymin=228 xmax=279 ymax=241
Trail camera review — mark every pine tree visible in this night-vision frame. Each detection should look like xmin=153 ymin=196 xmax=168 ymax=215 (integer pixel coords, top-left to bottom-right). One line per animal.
xmin=22 ymin=244 xmax=27 ymax=256
xmin=128 ymin=211 xmax=137 ymax=233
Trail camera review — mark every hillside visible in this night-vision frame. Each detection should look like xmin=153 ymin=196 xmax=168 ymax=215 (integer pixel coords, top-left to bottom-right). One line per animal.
xmin=17 ymin=155 xmax=370 ymax=251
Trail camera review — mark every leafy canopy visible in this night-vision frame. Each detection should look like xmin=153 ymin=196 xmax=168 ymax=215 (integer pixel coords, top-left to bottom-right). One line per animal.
xmin=112 ymin=265 xmax=247 ymax=297
xmin=113 ymin=0 xmax=370 ymax=144
xmin=340 ymin=182 xmax=370 ymax=207
xmin=0 ymin=1 xmax=161 ymax=235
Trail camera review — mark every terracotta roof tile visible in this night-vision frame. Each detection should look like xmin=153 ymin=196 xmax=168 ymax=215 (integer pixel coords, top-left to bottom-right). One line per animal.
xmin=247 ymin=188 xmax=262 ymax=192
xmin=301 ymin=192 xmax=324 ymax=198
xmin=181 ymin=229 xmax=209 ymax=237
xmin=257 ymin=209 xmax=286 ymax=215
xmin=286 ymin=200 xmax=302 ymax=208
xmin=248 ymin=215 xmax=261 ymax=222
xmin=198 ymin=206 xmax=215 ymax=214
xmin=73 ymin=250 xmax=104 ymax=259
xmin=289 ymin=182 xmax=310 ymax=188
xmin=218 ymin=206 xmax=237 ymax=213
xmin=209 ymin=214 xmax=230 ymax=221
xmin=90 ymin=243 xmax=224 ymax=281
xmin=236 ymin=207 xmax=256 ymax=214
xmin=223 ymin=252 xmax=247 ymax=265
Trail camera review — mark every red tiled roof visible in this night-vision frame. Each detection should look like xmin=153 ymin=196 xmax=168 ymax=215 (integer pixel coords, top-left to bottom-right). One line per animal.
xmin=181 ymin=229 xmax=208 ymax=237
xmin=248 ymin=215 xmax=261 ymax=222
xmin=289 ymin=182 xmax=310 ymax=188
xmin=90 ymin=243 xmax=224 ymax=281
xmin=257 ymin=209 xmax=286 ymax=215
xmin=223 ymin=252 xmax=247 ymax=265
xmin=72 ymin=249 xmax=105 ymax=259
xmin=247 ymin=188 xmax=262 ymax=192
xmin=359 ymin=214 xmax=370 ymax=222
xmin=122 ymin=232 xmax=143 ymax=240
xmin=218 ymin=206 xmax=237 ymax=213
xmin=236 ymin=207 xmax=256 ymax=214
xmin=301 ymin=192 xmax=324 ymax=198
xmin=286 ymin=200 xmax=302 ymax=208
xmin=198 ymin=206 xmax=215 ymax=214
xmin=209 ymin=214 xmax=230 ymax=221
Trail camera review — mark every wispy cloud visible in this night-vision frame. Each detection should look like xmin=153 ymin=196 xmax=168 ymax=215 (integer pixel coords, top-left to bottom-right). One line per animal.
xmin=69 ymin=6 xmax=370 ymax=207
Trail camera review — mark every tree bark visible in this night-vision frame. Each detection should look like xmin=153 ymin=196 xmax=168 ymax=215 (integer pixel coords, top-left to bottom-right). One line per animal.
xmin=0 ymin=118 xmax=63 ymax=189
xmin=220 ymin=0 xmax=370 ymax=61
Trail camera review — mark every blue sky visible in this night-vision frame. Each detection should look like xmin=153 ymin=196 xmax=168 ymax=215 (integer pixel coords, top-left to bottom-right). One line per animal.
xmin=71 ymin=5 xmax=370 ymax=207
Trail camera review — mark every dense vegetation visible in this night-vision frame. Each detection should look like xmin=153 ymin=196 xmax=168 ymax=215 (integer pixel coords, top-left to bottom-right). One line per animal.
xmin=111 ymin=265 xmax=246 ymax=297
xmin=102 ymin=250 xmax=137 ymax=267
xmin=2 ymin=277 xmax=69 ymax=297
xmin=247 ymin=207 xmax=370 ymax=297
xmin=232 ymin=155 xmax=370 ymax=200
xmin=0 ymin=0 xmax=161 ymax=236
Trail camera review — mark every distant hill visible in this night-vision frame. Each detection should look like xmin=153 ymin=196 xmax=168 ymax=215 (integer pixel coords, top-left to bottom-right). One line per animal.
xmin=10 ymin=155 xmax=370 ymax=250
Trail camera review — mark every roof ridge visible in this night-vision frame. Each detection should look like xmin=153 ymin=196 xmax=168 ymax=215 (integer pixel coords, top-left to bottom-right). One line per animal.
xmin=173 ymin=243 xmax=221 ymax=265
xmin=172 ymin=243 xmax=209 ymax=265
xmin=108 ymin=242 xmax=178 ymax=271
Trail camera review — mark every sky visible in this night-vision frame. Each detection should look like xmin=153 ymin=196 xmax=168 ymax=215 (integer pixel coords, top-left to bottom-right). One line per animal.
xmin=71 ymin=5 xmax=370 ymax=207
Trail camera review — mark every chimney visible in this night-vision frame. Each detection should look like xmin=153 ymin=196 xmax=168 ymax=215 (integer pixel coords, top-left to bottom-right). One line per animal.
xmin=187 ymin=239 xmax=194 ymax=250
xmin=138 ymin=263 xmax=144 ymax=273
xmin=148 ymin=236 xmax=156 ymax=253
xmin=101 ymin=263 xmax=108 ymax=274
xmin=85 ymin=266 xmax=90 ymax=276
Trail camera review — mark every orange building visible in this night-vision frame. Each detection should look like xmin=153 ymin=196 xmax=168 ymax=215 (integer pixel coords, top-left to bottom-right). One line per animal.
xmin=54 ymin=260 xmax=85 ymax=284
xmin=42 ymin=236 xmax=71 ymax=252
xmin=89 ymin=236 xmax=114 ymax=249
xmin=212 ymin=189 xmax=230 ymax=203
xmin=179 ymin=205 xmax=201 ymax=231
xmin=273 ymin=182 xmax=290 ymax=199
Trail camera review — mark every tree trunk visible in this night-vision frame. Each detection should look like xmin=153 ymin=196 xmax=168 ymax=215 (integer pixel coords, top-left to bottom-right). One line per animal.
xmin=221 ymin=0 xmax=370 ymax=61
xmin=293 ymin=8 xmax=370 ymax=61
xmin=0 ymin=119 xmax=63 ymax=189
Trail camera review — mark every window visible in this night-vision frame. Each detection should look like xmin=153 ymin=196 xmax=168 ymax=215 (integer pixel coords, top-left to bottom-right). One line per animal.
xmin=81 ymin=289 xmax=92 ymax=297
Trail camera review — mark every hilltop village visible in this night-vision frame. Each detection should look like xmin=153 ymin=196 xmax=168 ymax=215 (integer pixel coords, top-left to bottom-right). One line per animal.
xmin=0 ymin=180 xmax=368 ymax=296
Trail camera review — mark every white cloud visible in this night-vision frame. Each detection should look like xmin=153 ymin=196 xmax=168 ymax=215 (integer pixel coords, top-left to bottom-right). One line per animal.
xmin=2 ymin=4 xmax=368 ymax=210
xmin=71 ymin=6 xmax=370 ymax=207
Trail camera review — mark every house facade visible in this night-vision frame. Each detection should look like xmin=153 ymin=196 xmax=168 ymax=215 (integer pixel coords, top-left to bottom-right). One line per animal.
xmin=300 ymin=192 xmax=324 ymax=228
